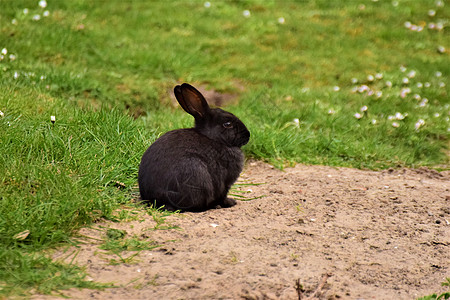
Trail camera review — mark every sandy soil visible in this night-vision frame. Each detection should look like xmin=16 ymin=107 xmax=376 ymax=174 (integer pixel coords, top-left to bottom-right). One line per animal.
xmin=37 ymin=161 xmax=449 ymax=299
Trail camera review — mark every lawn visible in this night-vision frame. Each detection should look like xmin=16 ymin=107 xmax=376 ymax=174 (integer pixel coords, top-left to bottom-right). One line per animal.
xmin=0 ymin=0 xmax=448 ymax=297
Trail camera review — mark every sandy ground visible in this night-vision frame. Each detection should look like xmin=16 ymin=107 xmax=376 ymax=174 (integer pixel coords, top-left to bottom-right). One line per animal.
xmin=37 ymin=161 xmax=449 ymax=299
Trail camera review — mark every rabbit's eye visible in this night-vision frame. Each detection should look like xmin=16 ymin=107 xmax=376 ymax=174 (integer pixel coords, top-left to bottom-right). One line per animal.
xmin=223 ymin=121 xmax=233 ymax=129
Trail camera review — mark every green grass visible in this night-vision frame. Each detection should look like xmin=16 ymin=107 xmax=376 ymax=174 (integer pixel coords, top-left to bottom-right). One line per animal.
xmin=0 ymin=0 xmax=449 ymax=297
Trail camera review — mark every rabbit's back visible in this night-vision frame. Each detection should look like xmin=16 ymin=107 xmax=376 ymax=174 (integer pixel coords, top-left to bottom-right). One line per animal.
xmin=138 ymin=128 xmax=244 ymax=211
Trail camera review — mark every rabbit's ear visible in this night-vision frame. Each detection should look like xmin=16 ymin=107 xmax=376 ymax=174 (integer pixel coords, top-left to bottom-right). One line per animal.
xmin=174 ymin=83 xmax=210 ymax=119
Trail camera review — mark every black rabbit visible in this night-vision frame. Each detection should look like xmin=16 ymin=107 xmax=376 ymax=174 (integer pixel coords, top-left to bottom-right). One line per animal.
xmin=138 ymin=83 xmax=250 ymax=212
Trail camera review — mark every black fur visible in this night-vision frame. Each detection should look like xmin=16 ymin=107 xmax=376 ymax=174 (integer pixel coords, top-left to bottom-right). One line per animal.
xmin=138 ymin=83 xmax=250 ymax=211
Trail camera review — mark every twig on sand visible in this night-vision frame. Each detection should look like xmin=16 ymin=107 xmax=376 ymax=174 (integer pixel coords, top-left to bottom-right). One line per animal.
xmin=296 ymin=273 xmax=331 ymax=300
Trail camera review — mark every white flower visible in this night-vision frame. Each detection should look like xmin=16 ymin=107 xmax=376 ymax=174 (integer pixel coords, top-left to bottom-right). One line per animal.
xmin=39 ymin=0 xmax=47 ymax=8
xmin=354 ymin=113 xmax=363 ymax=119
xmin=13 ymin=72 xmax=19 ymax=79
xmin=1 ymin=48 xmax=7 ymax=55
xmin=415 ymin=119 xmax=425 ymax=130
xmin=23 ymin=8 xmax=29 ymax=14
xmin=400 ymin=87 xmax=411 ymax=98
xmin=407 ymin=70 xmax=416 ymax=78
xmin=333 ymin=86 xmax=340 ymax=92
xmin=392 ymin=122 xmax=400 ymax=128
xmin=414 ymin=94 xmax=421 ymax=100
xmin=419 ymin=98 xmax=428 ymax=107
xmin=293 ymin=118 xmax=300 ymax=126
xmin=435 ymin=71 xmax=442 ymax=77
xmin=278 ymin=17 xmax=285 ymax=24
xmin=439 ymin=82 xmax=446 ymax=88
xmin=360 ymin=105 xmax=368 ymax=112
xmin=385 ymin=81 xmax=393 ymax=88
xmin=367 ymin=74 xmax=374 ymax=82
xmin=242 ymin=10 xmax=251 ymax=18
xmin=434 ymin=113 xmax=440 ymax=117
xmin=429 ymin=23 xmax=436 ymax=29
xmin=392 ymin=1 xmax=399 ymax=7
xmin=371 ymin=119 xmax=377 ymax=125
xmin=43 ymin=10 xmax=50 ymax=17
xmin=402 ymin=77 xmax=409 ymax=84
xmin=395 ymin=112 xmax=405 ymax=120
xmin=358 ymin=85 xmax=369 ymax=93
xmin=436 ymin=0 xmax=444 ymax=7
xmin=375 ymin=91 xmax=383 ymax=98
xmin=204 ymin=1 xmax=211 ymax=8
xmin=0 ymin=110 xmax=4 ymax=117
xmin=404 ymin=22 xmax=412 ymax=29
xmin=11 ymin=19 xmax=18 ymax=25
xmin=375 ymin=73 xmax=383 ymax=79
xmin=328 ymin=109 xmax=335 ymax=115
xmin=428 ymin=10 xmax=436 ymax=17
xmin=436 ymin=22 xmax=444 ymax=30
xmin=424 ymin=82 xmax=431 ymax=88
xmin=32 ymin=14 xmax=41 ymax=21
xmin=9 ymin=54 xmax=16 ymax=61
xmin=416 ymin=82 xmax=423 ymax=88
xmin=351 ymin=78 xmax=358 ymax=84
xmin=50 ymin=115 xmax=56 ymax=123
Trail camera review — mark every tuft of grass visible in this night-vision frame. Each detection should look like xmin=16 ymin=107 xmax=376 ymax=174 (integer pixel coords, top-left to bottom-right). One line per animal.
xmin=417 ymin=278 xmax=450 ymax=300
xmin=98 ymin=228 xmax=160 ymax=265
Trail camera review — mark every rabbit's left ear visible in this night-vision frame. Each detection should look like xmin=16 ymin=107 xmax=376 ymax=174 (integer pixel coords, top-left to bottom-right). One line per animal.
xmin=174 ymin=83 xmax=210 ymax=119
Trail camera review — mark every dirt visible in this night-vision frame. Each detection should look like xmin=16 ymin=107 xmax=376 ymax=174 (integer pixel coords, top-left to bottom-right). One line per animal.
xmin=37 ymin=161 xmax=449 ymax=299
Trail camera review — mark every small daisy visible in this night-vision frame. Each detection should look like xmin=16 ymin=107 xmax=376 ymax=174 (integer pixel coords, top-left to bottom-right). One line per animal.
xmin=375 ymin=73 xmax=383 ymax=79
xmin=367 ymin=74 xmax=375 ymax=82
xmin=278 ymin=17 xmax=285 ymax=24
xmin=407 ymin=70 xmax=416 ymax=78
xmin=204 ymin=1 xmax=211 ymax=8
xmin=354 ymin=113 xmax=363 ymax=119
xmin=39 ymin=0 xmax=47 ymax=8
xmin=435 ymin=71 xmax=442 ymax=77
xmin=360 ymin=105 xmax=368 ymax=112
xmin=1 ymin=48 xmax=7 ymax=55
xmin=242 ymin=10 xmax=251 ymax=18
xmin=415 ymin=119 xmax=425 ymax=130
xmin=385 ymin=81 xmax=393 ymax=88
xmin=351 ymin=78 xmax=358 ymax=84
xmin=328 ymin=109 xmax=335 ymax=115
xmin=371 ymin=119 xmax=377 ymax=125
xmin=333 ymin=86 xmax=340 ymax=92
xmin=402 ymin=77 xmax=409 ymax=84
xmin=392 ymin=122 xmax=400 ymax=128
xmin=428 ymin=9 xmax=436 ymax=17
